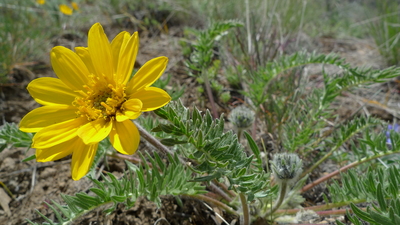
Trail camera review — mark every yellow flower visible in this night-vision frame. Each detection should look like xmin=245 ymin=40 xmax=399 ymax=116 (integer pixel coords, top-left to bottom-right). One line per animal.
xmin=19 ymin=23 xmax=171 ymax=180
xmin=36 ymin=0 xmax=45 ymax=4
xmin=71 ymin=2 xmax=79 ymax=11
xmin=59 ymin=4 xmax=73 ymax=15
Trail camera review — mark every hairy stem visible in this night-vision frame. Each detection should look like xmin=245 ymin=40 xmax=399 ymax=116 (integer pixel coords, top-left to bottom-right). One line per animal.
xmin=208 ymin=182 xmax=233 ymax=202
xmin=239 ymin=193 xmax=250 ymax=225
xmin=301 ymin=150 xmax=400 ymax=193
xmin=265 ymin=180 xmax=288 ymax=217
xmin=135 ymin=121 xmax=186 ymax=164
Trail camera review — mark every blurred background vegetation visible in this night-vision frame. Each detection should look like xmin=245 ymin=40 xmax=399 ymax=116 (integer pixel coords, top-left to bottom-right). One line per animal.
xmin=1 ymin=0 xmax=400 ymax=84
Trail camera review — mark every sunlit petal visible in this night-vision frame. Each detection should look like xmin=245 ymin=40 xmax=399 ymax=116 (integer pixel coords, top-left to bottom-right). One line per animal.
xmin=111 ymin=31 xmax=130 ymax=75
xmin=110 ymin=120 xmax=139 ymax=155
xmin=129 ymin=87 xmax=171 ymax=111
xmin=77 ymin=119 xmax=112 ymax=144
xmin=75 ymin=47 xmax=96 ymax=76
xmin=28 ymin=77 xmax=77 ymax=106
xmin=126 ymin=56 xmax=168 ymax=94
xmin=36 ymin=137 xmax=79 ymax=162
xmin=71 ymin=142 xmax=98 ymax=180
xmin=116 ymin=32 xmax=138 ymax=84
xmin=51 ymin=46 xmax=90 ymax=91
xmin=88 ymin=23 xmax=113 ymax=79
xmin=32 ymin=117 xmax=87 ymax=149
xmin=19 ymin=105 xmax=78 ymax=133
xmin=116 ymin=98 xmax=142 ymax=122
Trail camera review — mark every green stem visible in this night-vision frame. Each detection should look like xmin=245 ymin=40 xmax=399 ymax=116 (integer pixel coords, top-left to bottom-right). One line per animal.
xmin=237 ymin=129 xmax=243 ymax=142
xmin=239 ymin=193 xmax=250 ymax=225
xmin=265 ymin=180 xmax=288 ymax=217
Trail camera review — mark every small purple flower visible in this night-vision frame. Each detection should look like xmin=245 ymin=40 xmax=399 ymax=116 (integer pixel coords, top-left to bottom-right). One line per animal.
xmin=386 ymin=123 xmax=400 ymax=145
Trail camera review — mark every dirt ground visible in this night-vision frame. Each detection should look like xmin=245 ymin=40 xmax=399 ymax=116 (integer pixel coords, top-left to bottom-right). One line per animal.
xmin=0 ymin=21 xmax=397 ymax=225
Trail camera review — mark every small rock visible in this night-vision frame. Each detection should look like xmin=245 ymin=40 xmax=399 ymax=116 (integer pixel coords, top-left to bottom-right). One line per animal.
xmin=1 ymin=158 xmax=16 ymax=171
xmin=41 ymin=167 xmax=57 ymax=178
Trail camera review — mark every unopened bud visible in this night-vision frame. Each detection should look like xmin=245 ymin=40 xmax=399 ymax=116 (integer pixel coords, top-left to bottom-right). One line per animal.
xmin=229 ymin=106 xmax=255 ymax=130
xmin=271 ymin=153 xmax=302 ymax=185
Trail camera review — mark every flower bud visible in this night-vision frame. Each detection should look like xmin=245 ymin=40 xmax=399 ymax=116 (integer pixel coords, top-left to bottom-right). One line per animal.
xmin=228 ymin=106 xmax=255 ymax=130
xmin=271 ymin=153 xmax=302 ymax=185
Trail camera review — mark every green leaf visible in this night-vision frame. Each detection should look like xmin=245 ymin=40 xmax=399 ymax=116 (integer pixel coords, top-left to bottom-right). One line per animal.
xmin=111 ymin=195 xmax=127 ymax=202
xmin=160 ymin=138 xmax=188 ymax=146
xmin=244 ymin=131 xmax=262 ymax=166
xmin=350 ymin=203 xmax=374 ymax=223
xmin=22 ymin=154 xmax=36 ymax=162
xmin=376 ymin=183 xmax=387 ymax=212
xmin=370 ymin=210 xmax=395 ymax=225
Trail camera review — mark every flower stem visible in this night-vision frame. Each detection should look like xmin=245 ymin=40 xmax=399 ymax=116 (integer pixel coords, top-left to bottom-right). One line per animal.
xmin=239 ymin=193 xmax=250 ymax=225
xmin=208 ymin=182 xmax=234 ymax=202
xmin=265 ymin=180 xmax=288 ymax=218
xmin=134 ymin=121 xmax=186 ymax=164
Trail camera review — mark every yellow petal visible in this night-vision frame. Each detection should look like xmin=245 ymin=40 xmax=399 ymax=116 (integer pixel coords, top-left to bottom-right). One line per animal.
xmin=32 ymin=117 xmax=87 ymax=149
xmin=109 ymin=120 xmax=139 ymax=155
xmin=88 ymin=23 xmax=113 ymax=80
xmin=36 ymin=137 xmax=79 ymax=162
xmin=129 ymin=87 xmax=171 ymax=111
xmin=59 ymin=4 xmax=73 ymax=15
xmin=111 ymin=31 xmax=130 ymax=76
xmin=19 ymin=105 xmax=78 ymax=133
xmin=77 ymin=119 xmax=112 ymax=144
xmin=126 ymin=56 xmax=168 ymax=95
xmin=75 ymin=47 xmax=96 ymax=76
xmin=51 ymin=46 xmax=90 ymax=91
xmin=116 ymin=32 xmax=139 ymax=84
xmin=27 ymin=77 xmax=77 ymax=106
xmin=116 ymin=98 xmax=142 ymax=122
xmin=36 ymin=0 xmax=45 ymax=5
xmin=71 ymin=142 xmax=98 ymax=180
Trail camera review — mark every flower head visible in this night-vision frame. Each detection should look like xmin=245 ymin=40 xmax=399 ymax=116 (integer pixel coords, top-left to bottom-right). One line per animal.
xmin=386 ymin=123 xmax=400 ymax=145
xmin=271 ymin=153 xmax=302 ymax=185
xmin=36 ymin=0 xmax=45 ymax=5
xmin=228 ymin=105 xmax=255 ymax=130
xmin=71 ymin=2 xmax=79 ymax=11
xmin=59 ymin=4 xmax=73 ymax=15
xmin=19 ymin=23 xmax=171 ymax=180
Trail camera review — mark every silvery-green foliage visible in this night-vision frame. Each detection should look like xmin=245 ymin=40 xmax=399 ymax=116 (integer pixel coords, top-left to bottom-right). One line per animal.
xmin=185 ymin=20 xmax=243 ymax=73
xmin=26 ymin=152 xmax=206 ymax=225
xmin=333 ymin=167 xmax=400 ymax=225
xmin=0 ymin=122 xmax=32 ymax=152
xmin=153 ymin=100 xmax=272 ymax=200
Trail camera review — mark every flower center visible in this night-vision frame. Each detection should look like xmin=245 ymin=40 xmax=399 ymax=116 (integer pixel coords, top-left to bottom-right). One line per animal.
xmin=73 ymin=75 xmax=126 ymax=121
